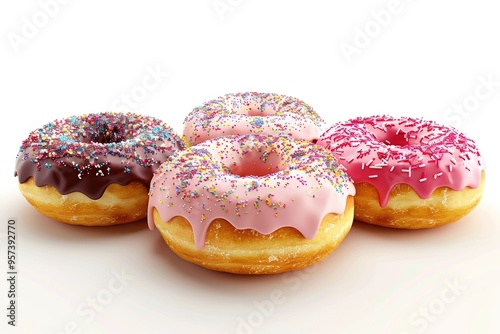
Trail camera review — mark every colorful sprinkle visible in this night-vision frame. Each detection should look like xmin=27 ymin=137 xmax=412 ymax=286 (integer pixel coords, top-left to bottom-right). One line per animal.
xmin=317 ymin=115 xmax=485 ymax=207
xmin=147 ymin=134 xmax=355 ymax=249
xmin=15 ymin=112 xmax=184 ymax=199
xmin=183 ymin=92 xmax=324 ymax=146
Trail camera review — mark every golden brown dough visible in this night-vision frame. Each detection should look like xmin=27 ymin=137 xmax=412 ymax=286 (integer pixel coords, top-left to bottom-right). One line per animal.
xmin=19 ymin=177 xmax=148 ymax=226
xmin=353 ymin=171 xmax=485 ymax=229
xmin=152 ymin=196 xmax=354 ymax=275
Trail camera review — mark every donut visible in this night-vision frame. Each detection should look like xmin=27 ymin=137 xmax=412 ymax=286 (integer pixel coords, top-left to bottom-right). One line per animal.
xmin=317 ymin=115 xmax=485 ymax=229
xmin=148 ymin=134 xmax=355 ymax=274
xmin=182 ymin=92 xmax=324 ymax=146
xmin=15 ymin=112 xmax=184 ymax=226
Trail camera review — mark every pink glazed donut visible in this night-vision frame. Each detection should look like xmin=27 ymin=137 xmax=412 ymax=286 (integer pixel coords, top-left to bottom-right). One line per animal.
xmin=317 ymin=115 xmax=485 ymax=229
xmin=148 ymin=134 xmax=355 ymax=274
xmin=182 ymin=92 xmax=323 ymax=146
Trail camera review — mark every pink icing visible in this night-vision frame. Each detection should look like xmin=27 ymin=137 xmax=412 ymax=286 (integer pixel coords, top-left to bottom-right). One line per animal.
xmin=148 ymin=134 xmax=355 ymax=249
xmin=182 ymin=92 xmax=324 ymax=146
xmin=317 ymin=115 xmax=485 ymax=207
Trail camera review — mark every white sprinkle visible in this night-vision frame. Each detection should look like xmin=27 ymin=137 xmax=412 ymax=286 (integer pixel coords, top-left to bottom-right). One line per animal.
xmin=449 ymin=164 xmax=453 ymax=172
xmin=434 ymin=172 xmax=443 ymax=179
xmin=390 ymin=166 xmax=395 ymax=172
xmin=347 ymin=157 xmax=354 ymax=163
xmin=418 ymin=163 xmax=426 ymax=168
xmin=361 ymin=163 xmax=365 ymax=170
xmin=419 ymin=178 xmax=427 ymax=182
xmin=402 ymin=167 xmax=412 ymax=177
xmin=368 ymin=175 xmax=378 ymax=178
xmin=396 ymin=128 xmax=401 ymax=135
xmin=366 ymin=158 xmax=374 ymax=166
xmin=339 ymin=156 xmax=346 ymax=160
xmin=369 ymin=165 xmax=383 ymax=169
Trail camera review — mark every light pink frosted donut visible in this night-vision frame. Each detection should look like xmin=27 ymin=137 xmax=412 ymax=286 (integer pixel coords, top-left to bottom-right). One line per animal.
xmin=148 ymin=134 xmax=355 ymax=274
xmin=182 ymin=92 xmax=324 ymax=146
xmin=317 ymin=115 xmax=485 ymax=229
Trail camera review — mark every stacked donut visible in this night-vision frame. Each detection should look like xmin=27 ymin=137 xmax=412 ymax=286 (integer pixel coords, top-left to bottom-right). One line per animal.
xmin=15 ymin=93 xmax=486 ymax=275
xmin=149 ymin=92 xmax=356 ymax=274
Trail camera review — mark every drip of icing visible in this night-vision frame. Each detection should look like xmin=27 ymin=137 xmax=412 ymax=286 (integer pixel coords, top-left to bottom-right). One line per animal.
xmin=182 ymin=92 xmax=324 ymax=145
xmin=148 ymin=134 xmax=355 ymax=250
xmin=15 ymin=112 xmax=184 ymax=199
xmin=317 ymin=115 xmax=485 ymax=207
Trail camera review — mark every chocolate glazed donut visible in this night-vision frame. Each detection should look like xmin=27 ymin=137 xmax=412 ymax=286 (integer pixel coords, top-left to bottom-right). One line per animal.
xmin=15 ymin=112 xmax=184 ymax=226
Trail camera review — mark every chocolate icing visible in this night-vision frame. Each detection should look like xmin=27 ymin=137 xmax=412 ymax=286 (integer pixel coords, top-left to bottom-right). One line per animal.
xmin=15 ymin=112 xmax=184 ymax=200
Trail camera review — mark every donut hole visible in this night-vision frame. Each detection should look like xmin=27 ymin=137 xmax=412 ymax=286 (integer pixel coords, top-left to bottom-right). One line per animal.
xmin=228 ymin=150 xmax=286 ymax=177
xmin=81 ymin=123 xmax=127 ymax=144
xmin=234 ymin=102 xmax=277 ymax=117
xmin=379 ymin=131 xmax=410 ymax=146
xmin=368 ymin=125 xmax=420 ymax=147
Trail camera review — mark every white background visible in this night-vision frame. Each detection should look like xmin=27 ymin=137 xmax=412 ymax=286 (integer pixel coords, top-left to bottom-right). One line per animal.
xmin=1 ymin=1 xmax=499 ymax=333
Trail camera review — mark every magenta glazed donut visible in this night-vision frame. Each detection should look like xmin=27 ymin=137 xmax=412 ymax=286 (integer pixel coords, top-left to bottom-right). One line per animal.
xmin=182 ymin=92 xmax=324 ymax=146
xmin=317 ymin=115 xmax=485 ymax=229
xmin=15 ymin=112 xmax=184 ymax=226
